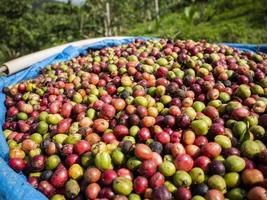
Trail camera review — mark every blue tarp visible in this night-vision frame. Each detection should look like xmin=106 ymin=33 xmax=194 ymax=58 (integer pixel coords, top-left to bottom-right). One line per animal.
xmin=0 ymin=37 xmax=266 ymax=200
xmin=223 ymin=43 xmax=267 ymax=53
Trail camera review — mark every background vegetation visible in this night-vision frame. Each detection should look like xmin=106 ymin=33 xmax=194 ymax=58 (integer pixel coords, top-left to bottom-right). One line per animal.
xmin=0 ymin=0 xmax=267 ymax=64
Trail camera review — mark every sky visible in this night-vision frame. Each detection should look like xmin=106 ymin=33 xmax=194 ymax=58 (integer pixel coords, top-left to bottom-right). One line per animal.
xmin=56 ymin=0 xmax=86 ymax=5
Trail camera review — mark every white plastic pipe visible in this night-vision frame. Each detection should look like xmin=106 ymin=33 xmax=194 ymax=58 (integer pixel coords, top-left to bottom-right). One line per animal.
xmin=1 ymin=36 xmax=131 ymax=75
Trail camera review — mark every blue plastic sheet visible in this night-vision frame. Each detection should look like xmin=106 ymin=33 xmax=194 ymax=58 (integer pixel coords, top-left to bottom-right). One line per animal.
xmin=223 ymin=43 xmax=267 ymax=53
xmin=0 ymin=37 xmax=266 ymax=200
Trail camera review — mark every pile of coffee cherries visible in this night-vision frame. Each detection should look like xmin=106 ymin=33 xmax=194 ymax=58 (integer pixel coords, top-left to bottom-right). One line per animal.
xmin=3 ymin=39 xmax=267 ymax=200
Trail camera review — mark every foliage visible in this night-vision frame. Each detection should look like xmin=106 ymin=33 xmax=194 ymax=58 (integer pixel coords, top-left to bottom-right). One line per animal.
xmin=0 ymin=0 xmax=266 ymax=64
xmin=129 ymin=0 xmax=267 ymax=43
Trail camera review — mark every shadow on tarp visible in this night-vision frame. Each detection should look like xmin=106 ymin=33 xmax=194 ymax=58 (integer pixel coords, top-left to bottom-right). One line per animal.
xmin=0 ymin=37 xmax=266 ymax=200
